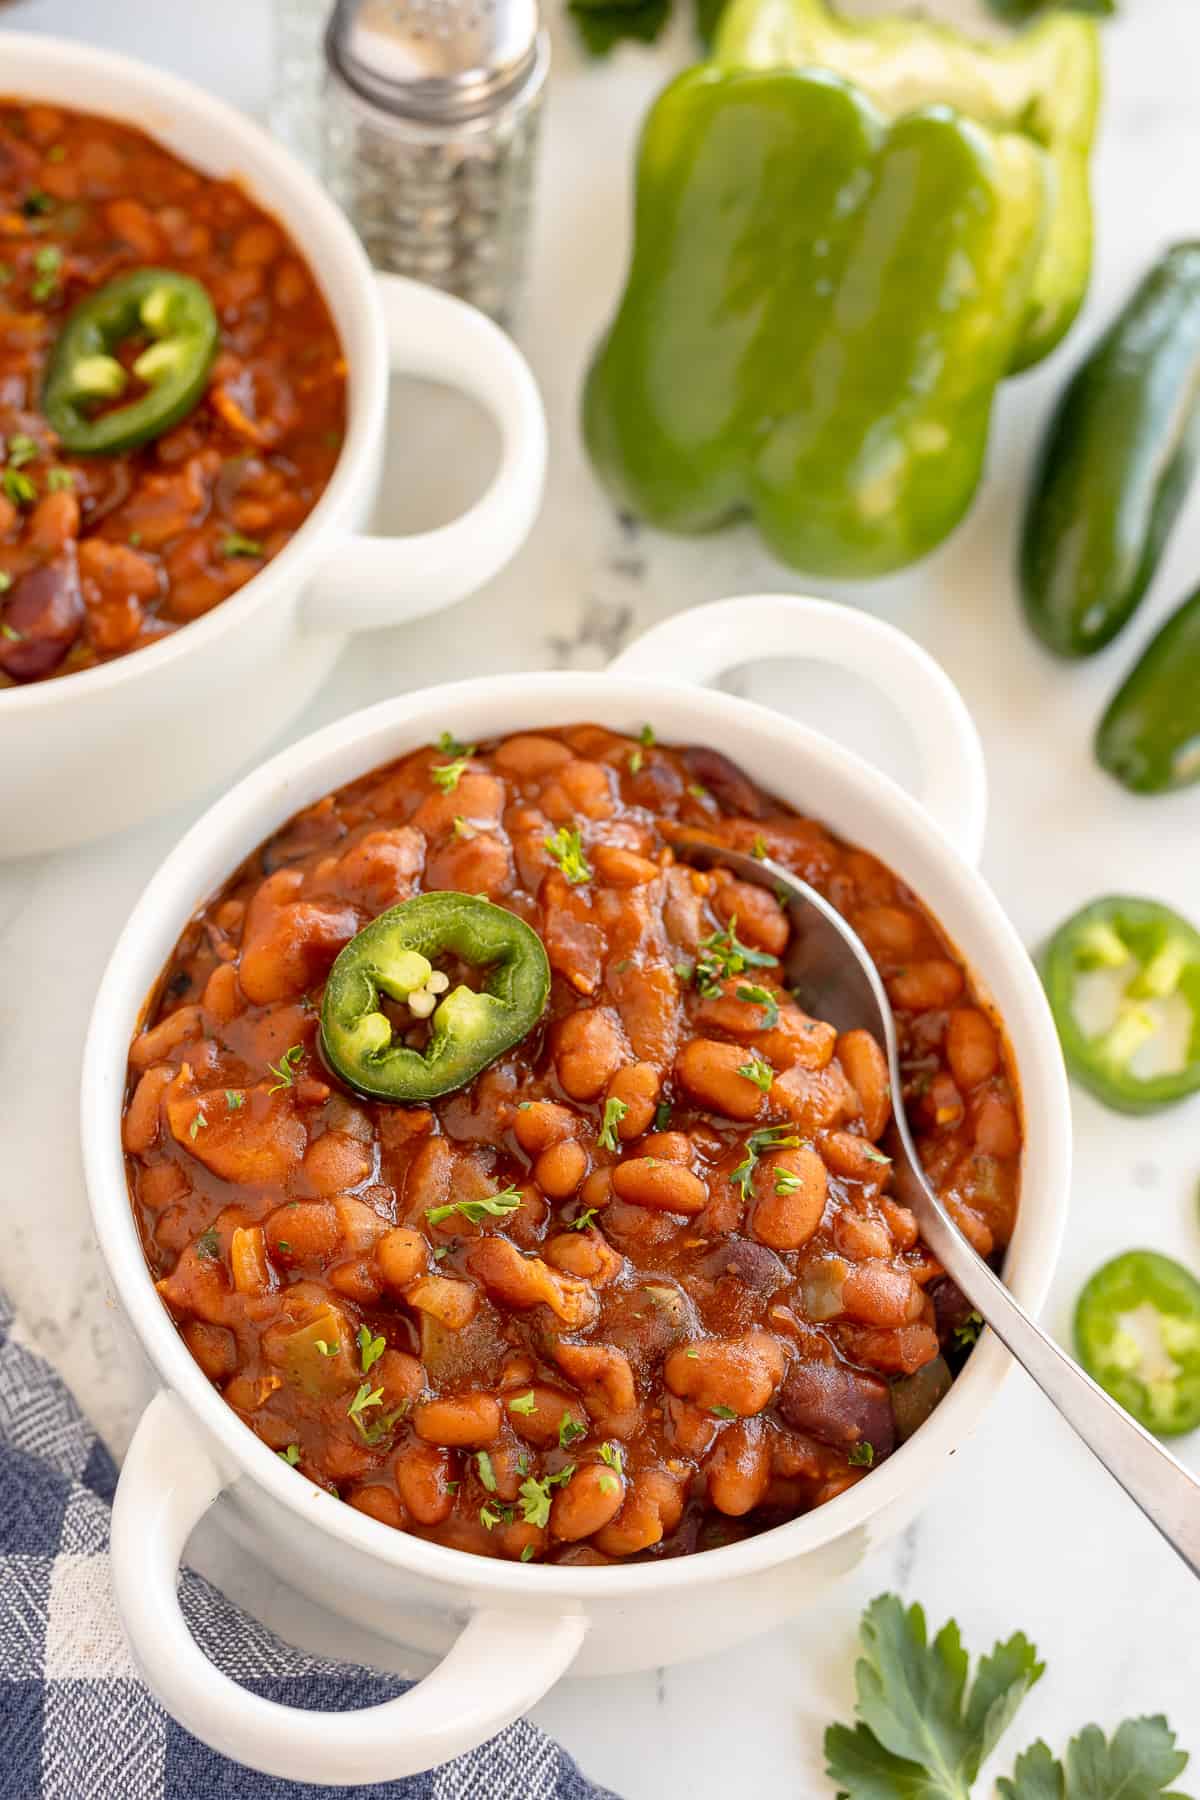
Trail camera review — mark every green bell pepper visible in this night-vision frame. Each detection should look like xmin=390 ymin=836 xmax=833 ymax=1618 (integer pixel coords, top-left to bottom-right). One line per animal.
xmin=1096 ymin=579 xmax=1200 ymax=794
xmin=1074 ymin=1250 xmax=1200 ymax=1438
xmin=320 ymin=891 xmax=551 ymax=1104
xmin=1040 ymin=895 xmax=1200 ymax=1113
xmin=713 ymin=0 xmax=1100 ymax=371
xmin=43 ymin=268 xmax=219 ymax=455
xmin=584 ymin=66 xmax=1047 ymax=579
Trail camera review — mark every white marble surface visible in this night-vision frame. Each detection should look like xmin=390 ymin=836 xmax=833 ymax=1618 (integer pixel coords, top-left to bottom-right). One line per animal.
xmin=4 ymin=0 xmax=1200 ymax=1792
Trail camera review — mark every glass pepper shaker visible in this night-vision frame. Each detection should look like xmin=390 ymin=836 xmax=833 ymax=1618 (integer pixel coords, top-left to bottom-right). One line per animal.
xmin=322 ymin=0 xmax=549 ymax=331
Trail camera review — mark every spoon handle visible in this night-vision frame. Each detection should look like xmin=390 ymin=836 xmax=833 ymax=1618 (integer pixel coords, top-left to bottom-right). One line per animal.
xmin=919 ymin=1206 xmax=1200 ymax=1577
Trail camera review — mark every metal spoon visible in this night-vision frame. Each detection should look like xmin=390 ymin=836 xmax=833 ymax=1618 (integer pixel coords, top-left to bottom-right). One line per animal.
xmin=670 ymin=832 xmax=1200 ymax=1578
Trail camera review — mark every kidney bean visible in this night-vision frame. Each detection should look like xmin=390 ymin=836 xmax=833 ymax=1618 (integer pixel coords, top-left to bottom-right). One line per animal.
xmin=414 ymin=1393 xmax=501 ymax=1449
xmin=550 ymin=1463 xmax=627 ymax=1541
xmin=945 ymin=1008 xmax=1000 ymax=1088
xmin=535 ymin=1139 xmax=588 ymax=1198
xmin=611 ymin=1157 xmax=707 ymax=1216
xmin=778 ymin=1357 xmax=894 ymax=1455
xmin=395 ymin=1442 xmax=455 ymax=1523
xmin=750 ymin=1145 xmax=827 ymax=1252
xmin=675 ymin=1039 xmax=770 ymax=1122
xmin=0 ymin=559 xmax=84 ymax=681
xmin=705 ymin=1417 xmax=771 ymax=1516
xmin=606 ymin=1062 xmax=661 ymax=1139
xmin=836 ymin=1030 xmax=891 ymax=1140
xmin=664 ymin=1330 xmax=785 ymax=1416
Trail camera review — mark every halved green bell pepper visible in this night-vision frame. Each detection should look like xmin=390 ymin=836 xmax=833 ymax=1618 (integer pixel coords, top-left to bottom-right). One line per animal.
xmin=713 ymin=0 xmax=1100 ymax=371
xmin=584 ymin=66 xmax=1048 ymax=578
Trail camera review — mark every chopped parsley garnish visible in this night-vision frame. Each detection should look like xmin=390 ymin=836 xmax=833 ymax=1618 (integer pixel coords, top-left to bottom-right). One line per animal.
xmin=266 ymin=1043 xmax=304 ymax=1092
xmin=638 ymin=723 xmax=655 ymax=747
xmin=426 ymin=1185 xmax=523 ymax=1227
xmin=774 ymin=1166 xmax=802 ymax=1195
xmin=475 ymin=1450 xmax=498 ymax=1492
xmin=847 ymin=1440 xmax=875 ymax=1467
xmin=46 ymin=467 xmax=76 ymax=493
xmin=953 ymin=1311 xmax=984 ymax=1351
xmin=628 ymin=747 xmax=644 ymax=775
xmin=862 ymin=1145 xmax=892 ymax=1166
xmin=730 ymin=1124 xmax=802 ymax=1199
xmin=686 ymin=783 xmax=710 ymax=803
xmin=195 ymin=1227 xmax=220 ymax=1260
xmin=0 ymin=571 xmax=11 ymax=595
xmin=314 ymin=1339 xmax=339 ymax=1358
xmin=347 ymin=1382 xmax=383 ymax=1426
xmin=479 ymin=1502 xmax=514 ymax=1531
xmin=46 ymin=145 xmax=65 ymax=163
xmin=278 ymin=1444 xmax=301 ymax=1466
xmin=431 ymin=743 xmax=475 ymax=793
xmin=2 ymin=467 xmax=36 ymax=507
xmin=436 ymin=730 xmax=469 ymax=758
xmin=221 ymin=532 xmax=265 ymax=559
xmin=597 ymin=1095 xmax=628 ymax=1152
xmin=6 ymin=433 xmax=38 ymax=469
xmin=598 ymin=1442 xmax=623 ymax=1475
xmin=544 ymin=823 xmax=592 ymax=885
xmin=568 ymin=1208 xmax=599 ymax=1232
xmin=22 ymin=190 xmax=53 ymax=217
xmin=0 ymin=263 xmax=11 ymax=285
xmin=736 ymin=983 xmax=780 ymax=1029
xmin=691 ymin=919 xmax=778 ymax=998
xmin=357 ymin=1324 xmax=386 ymax=1373
xmin=559 ymin=1413 xmax=587 ymax=1449
xmin=346 ymin=1382 xmax=407 ymax=1446
xmin=710 ymin=1404 xmax=738 ymax=1421
xmin=188 ymin=1111 xmax=208 ymax=1141
xmin=652 ymin=1099 xmax=672 ymax=1131
xmin=520 ymin=1544 xmax=536 ymax=1562
xmin=30 ymin=246 xmax=61 ymax=304
xmin=597 ymin=1471 xmax=619 ymax=1494
xmin=452 ymin=815 xmax=475 ymax=840
xmin=507 ymin=1391 xmax=537 ymax=1416
xmin=276 ymin=1240 xmax=292 ymax=1253
xmin=751 ymin=834 xmax=768 ymax=859
xmin=225 ymin=1089 xmax=245 ymax=1110
xmin=737 ymin=1054 xmax=775 ymax=1093
xmin=517 ymin=1465 xmax=574 ymax=1528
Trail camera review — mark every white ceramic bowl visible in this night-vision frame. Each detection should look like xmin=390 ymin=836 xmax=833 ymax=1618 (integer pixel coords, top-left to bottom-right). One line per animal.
xmin=82 ymin=595 xmax=1072 ymax=1785
xmin=0 ymin=34 xmax=546 ymax=857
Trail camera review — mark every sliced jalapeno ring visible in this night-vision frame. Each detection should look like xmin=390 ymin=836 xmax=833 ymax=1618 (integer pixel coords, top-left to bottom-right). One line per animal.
xmin=42 ymin=267 xmax=219 ymax=455
xmin=320 ymin=891 xmax=551 ymax=1103
xmin=1040 ymin=894 xmax=1200 ymax=1113
xmin=1074 ymin=1249 xmax=1200 ymax=1437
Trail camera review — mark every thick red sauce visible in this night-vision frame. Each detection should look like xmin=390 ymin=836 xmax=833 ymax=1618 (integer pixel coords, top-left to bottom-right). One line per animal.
xmin=123 ymin=726 xmax=1021 ymax=1564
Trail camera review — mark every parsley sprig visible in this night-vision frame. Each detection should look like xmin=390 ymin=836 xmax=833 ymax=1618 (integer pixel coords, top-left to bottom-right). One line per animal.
xmin=688 ymin=919 xmax=778 ymax=998
xmin=824 ymin=1593 xmax=1189 ymax=1800
xmin=736 ymin=983 xmax=780 ymax=1029
xmin=736 ymin=1054 xmax=775 ymax=1094
xmin=517 ymin=1464 xmax=575 ymax=1528
xmin=426 ymin=1184 xmax=523 ymax=1227
xmin=431 ymin=736 xmax=475 ymax=793
xmin=544 ymin=823 xmax=592 ymax=885
xmin=266 ymin=1043 xmax=304 ymax=1092
xmin=597 ymin=1095 xmax=628 ymax=1152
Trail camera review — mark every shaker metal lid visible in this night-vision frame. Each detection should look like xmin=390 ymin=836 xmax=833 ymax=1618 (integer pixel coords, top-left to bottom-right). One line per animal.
xmin=326 ymin=0 xmax=544 ymax=121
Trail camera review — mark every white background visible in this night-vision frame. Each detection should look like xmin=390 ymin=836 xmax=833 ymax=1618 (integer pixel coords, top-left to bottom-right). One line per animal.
xmin=2 ymin=0 xmax=1199 ymax=1793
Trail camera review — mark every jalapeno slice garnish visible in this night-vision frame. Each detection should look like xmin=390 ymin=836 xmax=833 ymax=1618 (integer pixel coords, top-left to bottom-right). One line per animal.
xmin=1040 ymin=895 xmax=1200 ymax=1113
xmin=320 ymin=891 xmax=551 ymax=1103
xmin=42 ymin=268 xmax=218 ymax=454
xmin=1074 ymin=1250 xmax=1200 ymax=1437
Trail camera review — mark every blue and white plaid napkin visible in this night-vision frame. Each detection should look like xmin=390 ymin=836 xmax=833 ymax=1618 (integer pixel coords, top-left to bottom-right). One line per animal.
xmin=0 ymin=1289 xmax=619 ymax=1800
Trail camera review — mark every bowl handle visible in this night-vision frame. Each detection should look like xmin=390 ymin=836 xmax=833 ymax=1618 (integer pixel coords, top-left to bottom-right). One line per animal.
xmin=300 ymin=274 xmax=547 ymax=636
xmin=608 ymin=594 xmax=988 ymax=866
xmin=111 ymin=1390 xmax=587 ymax=1785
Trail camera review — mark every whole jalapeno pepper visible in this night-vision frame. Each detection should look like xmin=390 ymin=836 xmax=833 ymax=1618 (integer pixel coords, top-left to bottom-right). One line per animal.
xmin=1020 ymin=243 xmax=1200 ymax=658
xmin=42 ymin=267 xmax=219 ymax=455
xmin=1074 ymin=1249 xmax=1200 ymax=1437
xmin=320 ymin=891 xmax=551 ymax=1103
xmin=1040 ymin=895 xmax=1200 ymax=1113
xmin=1096 ymin=579 xmax=1200 ymax=794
